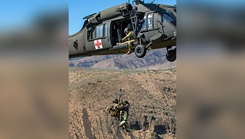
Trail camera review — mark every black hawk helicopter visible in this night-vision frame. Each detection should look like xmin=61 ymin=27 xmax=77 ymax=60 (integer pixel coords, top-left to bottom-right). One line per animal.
xmin=69 ymin=0 xmax=176 ymax=62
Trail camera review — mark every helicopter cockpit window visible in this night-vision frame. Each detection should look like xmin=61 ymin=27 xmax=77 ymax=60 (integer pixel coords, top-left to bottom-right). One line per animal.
xmin=96 ymin=24 xmax=103 ymax=38
xmin=148 ymin=13 xmax=153 ymax=29
xmin=163 ymin=13 xmax=174 ymax=22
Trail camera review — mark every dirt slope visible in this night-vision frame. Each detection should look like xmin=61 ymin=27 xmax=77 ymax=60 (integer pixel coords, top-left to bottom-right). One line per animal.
xmin=69 ymin=68 xmax=176 ymax=139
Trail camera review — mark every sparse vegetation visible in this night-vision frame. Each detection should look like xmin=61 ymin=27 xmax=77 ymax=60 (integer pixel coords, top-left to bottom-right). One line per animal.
xmin=69 ymin=68 xmax=176 ymax=139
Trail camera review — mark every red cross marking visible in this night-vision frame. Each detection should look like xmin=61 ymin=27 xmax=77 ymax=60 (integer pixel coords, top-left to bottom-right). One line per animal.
xmin=95 ymin=40 xmax=102 ymax=49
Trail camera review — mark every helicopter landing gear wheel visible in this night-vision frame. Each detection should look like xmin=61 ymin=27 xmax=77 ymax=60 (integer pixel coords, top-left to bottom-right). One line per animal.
xmin=166 ymin=48 xmax=176 ymax=62
xmin=135 ymin=45 xmax=146 ymax=58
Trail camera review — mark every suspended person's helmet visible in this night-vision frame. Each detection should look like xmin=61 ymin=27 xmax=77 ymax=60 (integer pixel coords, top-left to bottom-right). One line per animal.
xmin=113 ymin=99 xmax=119 ymax=104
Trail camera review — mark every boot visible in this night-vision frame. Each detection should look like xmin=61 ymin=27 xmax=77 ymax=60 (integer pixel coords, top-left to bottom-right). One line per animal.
xmin=125 ymin=128 xmax=130 ymax=132
xmin=119 ymin=120 xmax=126 ymax=127
xmin=124 ymin=124 xmax=131 ymax=132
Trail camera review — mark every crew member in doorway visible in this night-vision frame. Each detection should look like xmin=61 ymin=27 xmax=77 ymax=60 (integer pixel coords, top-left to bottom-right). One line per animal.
xmin=121 ymin=24 xmax=136 ymax=55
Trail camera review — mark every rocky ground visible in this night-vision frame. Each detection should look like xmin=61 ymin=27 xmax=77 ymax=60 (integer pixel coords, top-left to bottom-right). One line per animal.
xmin=69 ymin=68 xmax=176 ymax=139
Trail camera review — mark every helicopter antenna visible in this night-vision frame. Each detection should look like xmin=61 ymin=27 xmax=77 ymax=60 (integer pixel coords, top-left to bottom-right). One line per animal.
xmin=150 ymin=0 xmax=155 ymax=4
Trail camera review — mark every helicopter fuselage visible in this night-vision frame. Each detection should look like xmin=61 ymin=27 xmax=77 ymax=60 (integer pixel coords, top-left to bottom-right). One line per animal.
xmin=69 ymin=3 xmax=176 ymax=61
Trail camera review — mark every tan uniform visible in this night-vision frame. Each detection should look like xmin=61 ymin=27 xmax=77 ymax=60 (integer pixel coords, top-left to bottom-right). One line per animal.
xmin=106 ymin=103 xmax=119 ymax=117
xmin=106 ymin=101 xmax=129 ymax=122
xmin=122 ymin=31 xmax=136 ymax=54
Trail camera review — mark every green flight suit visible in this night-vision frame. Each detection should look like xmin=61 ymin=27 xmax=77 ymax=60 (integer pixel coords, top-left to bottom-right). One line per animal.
xmin=122 ymin=31 xmax=136 ymax=54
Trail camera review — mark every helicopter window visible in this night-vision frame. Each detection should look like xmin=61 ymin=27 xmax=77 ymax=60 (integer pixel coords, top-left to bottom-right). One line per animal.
xmin=103 ymin=23 xmax=108 ymax=37
xmin=148 ymin=13 xmax=153 ymax=29
xmin=163 ymin=13 xmax=174 ymax=22
xmin=88 ymin=27 xmax=95 ymax=40
xmin=96 ymin=24 xmax=103 ymax=38
xmin=141 ymin=16 xmax=146 ymax=30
